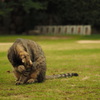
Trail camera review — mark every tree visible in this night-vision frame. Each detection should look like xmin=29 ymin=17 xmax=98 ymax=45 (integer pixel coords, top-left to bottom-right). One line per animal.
xmin=0 ymin=0 xmax=46 ymax=34
xmin=0 ymin=0 xmax=100 ymax=34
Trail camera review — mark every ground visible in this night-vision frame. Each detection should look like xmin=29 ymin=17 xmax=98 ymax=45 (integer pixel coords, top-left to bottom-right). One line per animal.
xmin=77 ymin=40 xmax=100 ymax=43
xmin=0 ymin=35 xmax=100 ymax=100
xmin=1 ymin=40 xmax=100 ymax=52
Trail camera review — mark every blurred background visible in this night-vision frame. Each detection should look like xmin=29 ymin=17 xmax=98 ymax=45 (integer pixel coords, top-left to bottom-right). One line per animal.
xmin=0 ymin=0 xmax=100 ymax=35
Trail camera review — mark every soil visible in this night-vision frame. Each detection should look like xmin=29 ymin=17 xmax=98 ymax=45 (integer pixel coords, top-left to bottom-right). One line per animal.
xmin=0 ymin=43 xmax=12 ymax=45
xmin=77 ymin=40 xmax=100 ymax=43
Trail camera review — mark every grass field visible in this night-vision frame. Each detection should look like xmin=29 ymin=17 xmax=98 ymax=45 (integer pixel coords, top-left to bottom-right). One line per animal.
xmin=0 ymin=35 xmax=100 ymax=100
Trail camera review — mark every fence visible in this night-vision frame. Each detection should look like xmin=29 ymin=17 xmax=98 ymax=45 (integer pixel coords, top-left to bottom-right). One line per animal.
xmin=35 ymin=25 xmax=91 ymax=35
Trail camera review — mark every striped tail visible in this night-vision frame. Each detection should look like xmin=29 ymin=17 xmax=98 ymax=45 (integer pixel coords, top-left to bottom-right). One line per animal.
xmin=46 ymin=73 xmax=78 ymax=80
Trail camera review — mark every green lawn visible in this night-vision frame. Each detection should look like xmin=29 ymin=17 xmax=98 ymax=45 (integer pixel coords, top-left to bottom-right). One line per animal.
xmin=0 ymin=35 xmax=100 ymax=100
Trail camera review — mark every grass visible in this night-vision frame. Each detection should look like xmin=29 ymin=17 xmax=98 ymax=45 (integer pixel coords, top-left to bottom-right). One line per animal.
xmin=0 ymin=34 xmax=100 ymax=42
xmin=0 ymin=35 xmax=100 ymax=100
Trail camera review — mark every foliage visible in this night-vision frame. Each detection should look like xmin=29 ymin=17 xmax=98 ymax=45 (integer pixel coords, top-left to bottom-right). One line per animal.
xmin=0 ymin=1 xmax=12 ymax=16
xmin=0 ymin=0 xmax=45 ymax=15
xmin=46 ymin=0 xmax=100 ymax=27
xmin=0 ymin=0 xmax=100 ymax=34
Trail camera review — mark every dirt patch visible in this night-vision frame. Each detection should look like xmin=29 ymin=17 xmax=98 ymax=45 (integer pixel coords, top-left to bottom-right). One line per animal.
xmin=77 ymin=40 xmax=100 ymax=43
xmin=0 ymin=43 xmax=12 ymax=52
xmin=0 ymin=43 xmax=12 ymax=45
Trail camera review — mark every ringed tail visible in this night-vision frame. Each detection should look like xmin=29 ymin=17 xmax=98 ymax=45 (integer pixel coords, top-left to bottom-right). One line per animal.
xmin=46 ymin=73 xmax=78 ymax=80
